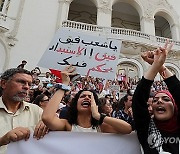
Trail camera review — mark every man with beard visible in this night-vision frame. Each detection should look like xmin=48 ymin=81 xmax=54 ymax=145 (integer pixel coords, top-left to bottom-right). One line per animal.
xmin=0 ymin=68 xmax=48 ymax=154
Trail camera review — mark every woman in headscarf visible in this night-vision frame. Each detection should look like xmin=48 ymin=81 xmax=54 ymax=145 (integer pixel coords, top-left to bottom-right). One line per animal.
xmin=132 ymin=40 xmax=179 ymax=154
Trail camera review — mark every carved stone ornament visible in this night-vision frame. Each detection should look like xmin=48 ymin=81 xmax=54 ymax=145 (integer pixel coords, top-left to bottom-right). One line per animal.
xmin=155 ymin=0 xmax=171 ymax=8
xmin=167 ymin=50 xmax=178 ymax=59
xmin=100 ymin=0 xmax=109 ymax=5
xmin=144 ymin=7 xmax=154 ymax=19
xmin=6 ymin=35 xmax=18 ymax=48
xmin=123 ymin=42 xmax=140 ymax=50
xmin=98 ymin=0 xmax=111 ymax=13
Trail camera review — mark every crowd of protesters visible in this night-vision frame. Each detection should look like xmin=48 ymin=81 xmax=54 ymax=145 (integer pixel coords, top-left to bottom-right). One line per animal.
xmin=0 ymin=41 xmax=179 ymax=154
xmin=23 ymin=65 xmax=168 ymax=114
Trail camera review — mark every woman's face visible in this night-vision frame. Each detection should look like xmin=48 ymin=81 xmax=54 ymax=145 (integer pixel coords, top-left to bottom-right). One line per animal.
xmin=77 ymin=91 xmax=92 ymax=113
xmin=152 ymin=93 xmax=174 ymax=121
xmin=40 ymin=96 xmax=49 ymax=109
xmin=102 ymin=99 xmax=113 ymax=115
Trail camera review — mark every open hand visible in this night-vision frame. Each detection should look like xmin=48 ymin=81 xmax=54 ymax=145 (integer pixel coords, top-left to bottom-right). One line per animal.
xmin=90 ymin=94 xmax=100 ymax=120
xmin=61 ymin=65 xmax=77 ymax=85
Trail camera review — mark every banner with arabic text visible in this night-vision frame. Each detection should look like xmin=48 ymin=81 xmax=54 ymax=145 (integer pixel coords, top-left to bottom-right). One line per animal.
xmin=38 ymin=28 xmax=122 ymax=80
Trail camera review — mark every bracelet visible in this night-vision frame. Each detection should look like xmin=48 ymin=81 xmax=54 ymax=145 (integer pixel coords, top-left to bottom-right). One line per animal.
xmin=54 ymin=83 xmax=71 ymax=92
xmin=98 ymin=113 xmax=106 ymax=125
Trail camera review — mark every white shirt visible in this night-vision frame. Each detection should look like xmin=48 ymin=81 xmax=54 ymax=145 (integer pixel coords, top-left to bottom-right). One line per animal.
xmin=71 ymin=125 xmax=98 ymax=132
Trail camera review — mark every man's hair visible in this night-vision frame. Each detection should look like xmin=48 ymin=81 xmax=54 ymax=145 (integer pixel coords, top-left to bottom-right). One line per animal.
xmin=0 ymin=68 xmax=31 ymax=96
xmin=22 ymin=60 xmax=27 ymax=63
xmin=0 ymin=68 xmax=31 ymax=80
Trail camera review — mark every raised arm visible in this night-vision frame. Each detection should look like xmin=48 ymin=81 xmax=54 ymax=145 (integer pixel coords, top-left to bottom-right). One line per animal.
xmin=142 ymin=40 xmax=179 ymax=109
xmin=42 ymin=66 xmax=76 ymax=131
xmin=163 ymin=71 xmax=180 ymax=114
xmin=132 ymin=76 xmax=152 ymax=144
xmin=132 ymin=40 xmax=173 ymax=144
xmin=141 ymin=40 xmax=173 ymax=80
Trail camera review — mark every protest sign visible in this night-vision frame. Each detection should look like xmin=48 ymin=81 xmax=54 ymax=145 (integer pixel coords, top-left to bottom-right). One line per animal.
xmin=38 ymin=28 xmax=122 ymax=80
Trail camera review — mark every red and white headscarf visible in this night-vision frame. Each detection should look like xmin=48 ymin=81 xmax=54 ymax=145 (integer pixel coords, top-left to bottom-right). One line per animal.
xmin=154 ymin=90 xmax=179 ymax=133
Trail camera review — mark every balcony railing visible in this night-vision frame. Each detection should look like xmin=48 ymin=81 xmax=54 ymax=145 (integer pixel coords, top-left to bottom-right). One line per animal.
xmin=62 ymin=20 xmax=180 ymax=50
xmin=62 ymin=20 xmax=103 ymax=32
xmin=111 ymin=28 xmax=150 ymax=40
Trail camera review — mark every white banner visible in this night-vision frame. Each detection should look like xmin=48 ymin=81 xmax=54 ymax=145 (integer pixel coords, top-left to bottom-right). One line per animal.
xmin=38 ymin=28 xmax=122 ymax=80
xmin=7 ymin=132 xmax=141 ymax=154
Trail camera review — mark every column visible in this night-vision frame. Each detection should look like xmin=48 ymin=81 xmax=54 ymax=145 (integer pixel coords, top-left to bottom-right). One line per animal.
xmin=140 ymin=16 xmax=155 ymax=35
xmin=97 ymin=7 xmax=111 ymax=27
xmin=170 ymin=23 xmax=180 ymax=40
xmin=56 ymin=0 xmax=71 ymax=30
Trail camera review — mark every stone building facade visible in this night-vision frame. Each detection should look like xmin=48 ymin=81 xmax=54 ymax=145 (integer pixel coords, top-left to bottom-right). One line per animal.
xmin=0 ymin=0 xmax=180 ymax=79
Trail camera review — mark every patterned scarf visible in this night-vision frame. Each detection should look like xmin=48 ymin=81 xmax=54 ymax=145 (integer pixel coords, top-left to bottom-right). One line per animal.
xmin=147 ymin=119 xmax=164 ymax=152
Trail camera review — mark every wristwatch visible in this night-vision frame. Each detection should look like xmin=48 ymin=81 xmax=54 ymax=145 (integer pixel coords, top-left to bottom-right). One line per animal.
xmin=55 ymin=83 xmax=71 ymax=92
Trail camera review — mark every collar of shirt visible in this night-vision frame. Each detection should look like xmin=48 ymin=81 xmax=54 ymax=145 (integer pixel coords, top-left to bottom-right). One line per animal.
xmin=0 ymin=97 xmax=30 ymax=114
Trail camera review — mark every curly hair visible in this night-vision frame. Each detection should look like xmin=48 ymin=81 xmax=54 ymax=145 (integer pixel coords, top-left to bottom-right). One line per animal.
xmin=67 ymin=89 xmax=99 ymax=128
xmin=0 ymin=68 xmax=31 ymax=80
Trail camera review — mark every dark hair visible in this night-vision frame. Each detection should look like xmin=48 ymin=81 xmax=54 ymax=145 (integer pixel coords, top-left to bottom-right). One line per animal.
xmin=127 ymin=89 xmax=134 ymax=95
xmin=115 ymin=97 xmax=125 ymax=112
xmin=33 ymin=94 xmax=46 ymax=106
xmin=105 ymin=94 xmax=111 ymax=98
xmin=115 ymin=93 xmax=132 ymax=112
xmin=64 ymin=94 xmax=72 ymax=104
xmin=0 ymin=68 xmax=31 ymax=96
xmin=67 ymin=89 xmax=99 ymax=128
xmin=22 ymin=60 xmax=27 ymax=63
xmin=0 ymin=68 xmax=31 ymax=80
xmin=98 ymin=97 xmax=108 ymax=113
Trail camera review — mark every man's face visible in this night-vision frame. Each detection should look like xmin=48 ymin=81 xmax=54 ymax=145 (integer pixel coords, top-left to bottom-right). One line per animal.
xmin=1 ymin=73 xmax=32 ymax=102
xmin=46 ymin=72 xmax=50 ymax=77
xmin=125 ymin=95 xmax=132 ymax=108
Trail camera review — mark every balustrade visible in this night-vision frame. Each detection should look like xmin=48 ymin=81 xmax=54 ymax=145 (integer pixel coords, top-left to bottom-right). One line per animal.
xmin=62 ymin=20 xmax=180 ymax=49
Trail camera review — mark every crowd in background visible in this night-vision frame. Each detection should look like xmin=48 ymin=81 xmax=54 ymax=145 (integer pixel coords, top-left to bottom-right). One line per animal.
xmin=22 ymin=64 xmax=167 ymax=125
xmin=0 ymin=40 xmax=179 ymax=154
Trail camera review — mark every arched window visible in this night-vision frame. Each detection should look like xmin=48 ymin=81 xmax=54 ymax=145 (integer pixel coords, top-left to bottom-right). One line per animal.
xmin=68 ymin=0 xmax=97 ymax=25
xmin=112 ymin=2 xmax=140 ymax=31
xmin=154 ymin=16 xmax=172 ymax=38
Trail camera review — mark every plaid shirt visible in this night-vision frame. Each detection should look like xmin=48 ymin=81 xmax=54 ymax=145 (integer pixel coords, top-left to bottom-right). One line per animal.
xmin=112 ymin=109 xmax=135 ymax=130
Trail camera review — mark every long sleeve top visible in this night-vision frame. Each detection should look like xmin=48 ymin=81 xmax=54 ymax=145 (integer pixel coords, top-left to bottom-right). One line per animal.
xmin=132 ymin=75 xmax=180 ymax=154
